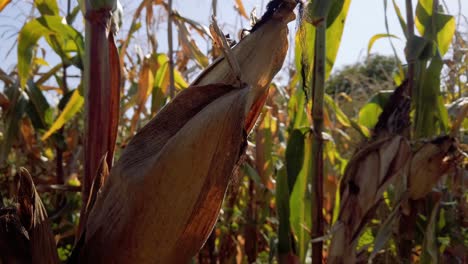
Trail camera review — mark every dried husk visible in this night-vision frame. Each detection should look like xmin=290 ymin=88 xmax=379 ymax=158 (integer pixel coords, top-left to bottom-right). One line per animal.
xmin=193 ymin=0 xmax=296 ymax=112
xmin=328 ymin=136 xmax=411 ymax=263
xmin=76 ymin=2 xmax=297 ymax=263
xmin=0 ymin=168 xmax=59 ymax=264
xmin=328 ymin=81 xmax=412 ymax=263
xmin=408 ymin=136 xmax=459 ymax=200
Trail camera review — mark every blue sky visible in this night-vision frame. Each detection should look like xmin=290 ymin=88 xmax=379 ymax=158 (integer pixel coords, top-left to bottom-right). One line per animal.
xmin=0 ymin=0 xmax=466 ymax=76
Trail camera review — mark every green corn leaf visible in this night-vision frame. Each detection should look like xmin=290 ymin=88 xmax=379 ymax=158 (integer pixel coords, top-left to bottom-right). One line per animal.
xmin=242 ymin=163 xmax=262 ymax=186
xmin=289 ymin=134 xmax=312 ymax=263
xmin=18 ymin=16 xmax=84 ymax=87
xmin=324 ymin=94 xmax=350 ymax=127
xmin=0 ymin=87 xmax=28 ymax=163
xmin=297 ymin=0 xmax=351 ymax=97
xmin=285 ymin=129 xmax=305 ymax=194
xmin=358 ymin=90 xmax=393 ymax=129
xmin=277 ymin=167 xmax=293 ymax=255
xmin=414 ymin=53 xmax=448 ymax=138
xmin=369 ymin=205 xmax=400 ymax=261
xmin=415 ymin=0 xmax=455 ymax=55
xmin=25 ymin=81 xmax=51 ymax=128
xmin=434 ymin=13 xmax=455 ymax=55
xmin=324 ymin=0 xmax=351 ymax=79
xmin=392 ymin=0 xmax=408 ymax=38
xmin=34 ymin=0 xmax=59 ymax=16
xmin=421 ymin=202 xmax=440 ymax=263
xmin=287 ymin=88 xmax=309 ymax=129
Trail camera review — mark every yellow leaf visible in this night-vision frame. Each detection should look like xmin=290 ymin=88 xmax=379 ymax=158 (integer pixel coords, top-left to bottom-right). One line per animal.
xmin=0 ymin=0 xmax=11 ymax=12
xmin=234 ymin=0 xmax=249 ymax=19
xmin=42 ymin=89 xmax=84 ymax=140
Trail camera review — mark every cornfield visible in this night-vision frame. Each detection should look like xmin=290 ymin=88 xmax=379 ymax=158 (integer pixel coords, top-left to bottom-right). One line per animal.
xmin=0 ymin=0 xmax=466 ymax=263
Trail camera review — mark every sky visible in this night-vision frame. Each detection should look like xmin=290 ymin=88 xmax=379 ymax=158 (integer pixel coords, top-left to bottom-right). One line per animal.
xmin=0 ymin=0 xmax=466 ymax=77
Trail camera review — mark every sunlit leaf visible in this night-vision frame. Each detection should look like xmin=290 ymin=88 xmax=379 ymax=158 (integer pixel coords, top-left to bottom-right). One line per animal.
xmin=415 ymin=0 xmax=455 ymax=55
xmin=287 ymin=83 xmax=309 ymax=129
xmin=367 ymin=33 xmax=399 ymax=54
xmin=358 ymin=90 xmax=393 ymax=129
xmin=42 ymin=88 xmax=84 ymax=140
xmin=391 ymin=0 xmax=407 ymax=38
xmin=256 ymin=110 xmax=275 ymax=189
xmin=324 ymin=0 xmax=351 ymax=79
xmin=66 ymin=5 xmax=81 ymax=24
xmin=234 ymin=0 xmax=248 ymax=19
xmin=0 ymin=0 xmax=11 ymax=12
xmin=18 ymin=16 xmax=84 ymax=87
xmin=154 ymin=53 xmax=188 ymax=92
xmin=135 ymin=56 xmax=155 ymax=116
xmin=324 ymin=94 xmax=350 ymax=127
xmin=297 ymin=0 xmax=350 ymax=96
xmin=33 ymin=58 xmax=50 ymax=66
xmin=34 ymin=0 xmax=59 ymax=16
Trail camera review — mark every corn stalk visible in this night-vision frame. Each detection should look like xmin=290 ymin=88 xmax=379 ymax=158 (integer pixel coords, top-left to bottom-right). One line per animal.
xmin=79 ymin=0 xmax=122 ymax=235
xmin=308 ymin=1 xmax=332 ymax=261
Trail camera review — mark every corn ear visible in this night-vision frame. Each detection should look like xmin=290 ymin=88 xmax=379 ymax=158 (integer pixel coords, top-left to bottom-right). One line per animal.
xmin=193 ymin=0 xmax=296 ymax=113
xmin=76 ymin=2 xmax=297 ymax=263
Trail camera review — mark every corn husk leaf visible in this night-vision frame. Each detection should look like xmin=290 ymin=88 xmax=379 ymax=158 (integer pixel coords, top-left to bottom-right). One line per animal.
xmin=409 ymin=136 xmax=459 ymax=200
xmin=16 ymin=168 xmax=59 ymax=264
xmin=76 ymin=2 xmax=297 ymax=262
xmin=329 ymin=81 xmax=412 ymax=263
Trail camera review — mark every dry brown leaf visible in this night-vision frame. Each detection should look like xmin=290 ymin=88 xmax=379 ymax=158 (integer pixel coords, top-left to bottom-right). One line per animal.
xmin=20 ymin=118 xmax=40 ymax=159
xmin=16 ymin=168 xmax=59 ymax=264
xmin=234 ymin=0 xmax=249 ymax=19
xmin=409 ymin=136 xmax=459 ymax=200
xmin=329 ymin=136 xmax=411 ymax=263
xmin=129 ymin=57 xmax=154 ymax=134
xmin=329 ymin=81 xmax=412 ymax=263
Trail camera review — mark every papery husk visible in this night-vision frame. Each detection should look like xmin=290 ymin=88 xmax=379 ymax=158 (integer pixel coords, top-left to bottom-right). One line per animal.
xmin=408 ymin=136 xmax=459 ymax=200
xmin=193 ymin=0 xmax=296 ymax=113
xmin=328 ymin=136 xmax=411 ymax=263
xmin=76 ymin=2 xmax=298 ymax=263
xmin=0 ymin=168 xmax=59 ymax=264
xmin=328 ymin=81 xmax=412 ymax=263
